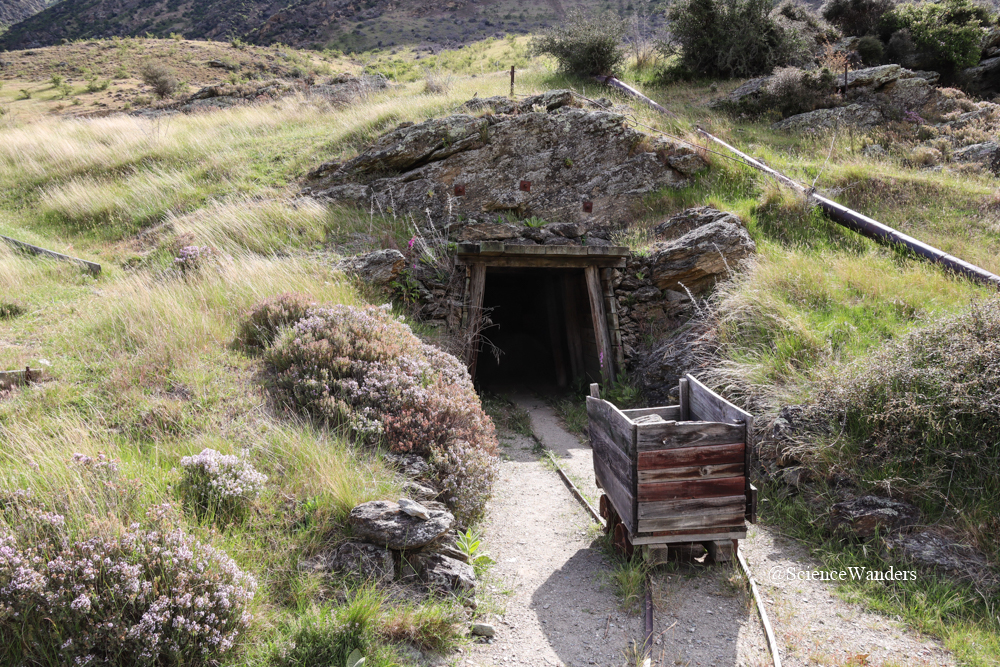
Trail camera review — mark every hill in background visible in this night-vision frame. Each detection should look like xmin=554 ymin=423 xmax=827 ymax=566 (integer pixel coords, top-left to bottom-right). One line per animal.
xmin=0 ymin=0 xmax=58 ymax=27
xmin=0 ymin=0 xmax=644 ymax=52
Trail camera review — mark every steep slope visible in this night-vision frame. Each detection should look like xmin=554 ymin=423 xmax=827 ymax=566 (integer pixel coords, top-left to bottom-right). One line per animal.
xmin=0 ymin=0 xmax=53 ymax=27
xmin=0 ymin=0 xmax=605 ymax=52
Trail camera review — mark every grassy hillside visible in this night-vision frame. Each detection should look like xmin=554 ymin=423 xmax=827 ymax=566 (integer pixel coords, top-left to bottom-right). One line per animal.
xmin=0 ymin=37 xmax=998 ymax=664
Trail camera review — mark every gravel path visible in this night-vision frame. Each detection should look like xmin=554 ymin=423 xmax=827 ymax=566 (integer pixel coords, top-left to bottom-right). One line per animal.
xmin=466 ymin=393 xmax=956 ymax=667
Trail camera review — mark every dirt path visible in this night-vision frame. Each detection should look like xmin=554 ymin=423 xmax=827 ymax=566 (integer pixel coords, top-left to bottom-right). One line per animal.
xmin=468 ymin=394 xmax=956 ymax=667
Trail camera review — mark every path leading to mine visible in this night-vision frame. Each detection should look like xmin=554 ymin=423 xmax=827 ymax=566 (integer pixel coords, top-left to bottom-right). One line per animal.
xmin=465 ymin=393 xmax=956 ymax=667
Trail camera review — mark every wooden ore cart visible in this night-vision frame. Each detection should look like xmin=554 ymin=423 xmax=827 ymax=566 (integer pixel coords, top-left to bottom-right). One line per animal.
xmin=589 ymin=373 xmax=757 ymax=562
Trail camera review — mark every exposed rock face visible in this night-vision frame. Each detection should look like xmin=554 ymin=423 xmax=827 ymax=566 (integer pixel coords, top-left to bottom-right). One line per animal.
xmin=771 ymin=103 xmax=885 ymax=132
xmin=335 ymin=249 xmax=405 ymax=286
xmin=348 ymin=500 xmax=454 ymax=550
xmin=829 ymin=496 xmax=920 ymax=538
xmin=886 ymin=531 xmax=995 ymax=587
xmin=420 ymin=553 xmax=476 ymax=593
xmin=646 ymin=220 xmax=756 ymax=294
xmin=299 ymin=541 xmax=396 ymax=582
xmin=305 ymin=90 xmax=706 ymax=229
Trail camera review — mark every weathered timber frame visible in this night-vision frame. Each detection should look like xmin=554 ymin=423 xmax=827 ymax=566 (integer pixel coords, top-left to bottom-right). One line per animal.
xmin=588 ymin=373 xmax=757 ymax=547
xmin=456 ymin=242 xmax=628 ymax=384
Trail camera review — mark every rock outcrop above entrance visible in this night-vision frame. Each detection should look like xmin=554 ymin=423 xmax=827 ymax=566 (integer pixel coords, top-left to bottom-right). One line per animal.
xmin=305 ymin=90 xmax=707 ymax=228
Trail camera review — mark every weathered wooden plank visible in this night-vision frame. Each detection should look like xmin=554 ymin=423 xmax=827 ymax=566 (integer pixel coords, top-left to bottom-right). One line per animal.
xmin=636 ymin=421 xmax=744 ymax=450
xmin=637 ymin=511 xmax=745 ymax=533
xmin=0 ymin=367 xmax=44 ymax=390
xmin=1 ymin=234 xmax=101 ymax=275
xmin=679 ymin=377 xmax=690 ymax=421
xmin=594 ymin=447 xmax=635 ymax=534
xmin=638 ymin=476 xmax=745 ymax=502
xmin=455 ymin=256 xmax=627 ymax=268
xmin=638 ymin=442 xmax=744 ymax=470
xmin=585 ymin=265 xmax=614 ymax=382
xmin=590 ymin=383 xmax=600 ymax=398
xmin=586 ymin=396 xmax=634 ymax=457
xmin=638 ymin=462 xmax=744 ymax=483
xmin=638 ymin=495 xmax=746 ymax=520
xmin=631 ymin=529 xmax=746 ymax=545
xmin=748 ymin=483 xmax=758 ymax=524
xmin=704 ymin=540 xmax=735 ymax=563
xmin=466 ymin=263 xmax=486 ymax=379
xmin=621 ymin=406 xmax=681 ymax=421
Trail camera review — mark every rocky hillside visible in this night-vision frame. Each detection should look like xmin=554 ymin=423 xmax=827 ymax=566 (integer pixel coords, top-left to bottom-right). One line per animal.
xmin=0 ymin=0 xmax=613 ymax=51
xmin=0 ymin=0 xmax=54 ymax=27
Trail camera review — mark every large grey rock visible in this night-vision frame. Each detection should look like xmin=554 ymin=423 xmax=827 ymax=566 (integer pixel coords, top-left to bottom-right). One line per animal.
xmin=647 ymin=217 xmax=756 ymax=295
xmin=952 ymin=141 xmax=1000 ymax=165
xmin=384 ymin=452 xmax=431 ymax=479
xmin=829 ymin=496 xmax=919 ymax=538
xmin=336 ymin=249 xmax=405 ymax=286
xmin=653 ymin=206 xmax=741 ymax=241
xmin=298 ymin=541 xmax=395 ymax=582
xmin=349 ymin=500 xmax=454 ymax=550
xmin=962 ymin=55 xmax=1000 ymax=97
xmin=421 ymin=553 xmax=476 ymax=593
xmin=886 ymin=531 xmax=995 ymax=587
xmin=772 ymin=104 xmax=884 ymax=131
xmin=845 ymin=64 xmax=904 ymax=89
xmin=306 ymin=90 xmax=706 ymax=228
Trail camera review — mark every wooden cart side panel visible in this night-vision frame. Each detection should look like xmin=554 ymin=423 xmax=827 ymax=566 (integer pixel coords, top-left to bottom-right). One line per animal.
xmin=637 ymin=511 xmax=746 ymax=533
xmin=638 ymin=495 xmax=746 ymax=520
xmin=631 ymin=529 xmax=747 ymax=545
xmin=686 ymin=374 xmax=755 ymax=522
xmin=638 ymin=462 xmax=744 ymax=483
xmin=638 ymin=442 xmax=744 ymax=469
xmin=638 ymin=476 xmax=745 ymax=503
xmin=636 ymin=421 xmax=744 ymax=450
xmin=587 ymin=395 xmax=637 ymax=533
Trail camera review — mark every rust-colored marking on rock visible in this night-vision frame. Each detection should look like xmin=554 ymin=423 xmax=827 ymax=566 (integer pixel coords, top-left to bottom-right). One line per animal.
xmin=454 ymin=184 xmax=466 ymax=196
xmin=583 ymin=201 xmax=593 ymax=213
xmin=519 ymin=180 xmax=531 ymax=192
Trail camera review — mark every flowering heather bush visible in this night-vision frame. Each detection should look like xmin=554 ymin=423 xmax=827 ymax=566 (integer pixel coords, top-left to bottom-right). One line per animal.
xmin=262 ymin=304 xmax=498 ymax=520
xmin=178 ymin=449 xmax=267 ymax=524
xmin=173 ymin=245 xmax=214 ymax=272
xmin=235 ymin=292 xmax=316 ymax=352
xmin=71 ymin=451 xmax=142 ymax=514
xmin=0 ymin=501 xmax=257 ymax=667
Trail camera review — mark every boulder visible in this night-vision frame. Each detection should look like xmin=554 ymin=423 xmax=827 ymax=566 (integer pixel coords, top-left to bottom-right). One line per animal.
xmin=653 ymin=206 xmax=742 ymax=241
xmin=962 ymin=55 xmax=1000 ymax=97
xmin=886 ymin=531 xmax=995 ymax=586
xmin=647 ymin=218 xmax=756 ymax=295
xmin=336 ymin=249 xmax=405 ymax=286
xmin=845 ymin=64 xmax=904 ymax=89
xmin=298 ymin=541 xmax=395 ymax=582
xmin=421 ymin=553 xmax=476 ymax=593
xmin=349 ymin=500 xmax=454 ymax=550
xmin=403 ymin=480 xmax=438 ymax=501
xmin=951 ymin=141 xmax=999 ymax=166
xmin=384 ymin=452 xmax=431 ymax=479
xmin=829 ymin=496 xmax=920 ymax=538
xmin=772 ymin=104 xmax=884 ymax=132
xmin=306 ymin=90 xmax=706 ymax=228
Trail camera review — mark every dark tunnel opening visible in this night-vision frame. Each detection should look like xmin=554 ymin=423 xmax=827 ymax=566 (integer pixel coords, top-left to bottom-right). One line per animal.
xmin=475 ymin=268 xmax=603 ymax=391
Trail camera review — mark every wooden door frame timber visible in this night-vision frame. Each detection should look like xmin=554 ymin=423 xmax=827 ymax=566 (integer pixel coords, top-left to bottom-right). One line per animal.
xmin=457 ymin=243 xmax=628 ymax=384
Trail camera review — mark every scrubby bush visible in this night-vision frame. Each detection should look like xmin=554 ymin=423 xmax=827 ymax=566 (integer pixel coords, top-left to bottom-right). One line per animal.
xmin=879 ymin=0 xmax=991 ymax=70
xmin=665 ymin=0 xmax=805 ymax=78
xmin=141 ymin=62 xmax=178 ymax=99
xmin=857 ymin=34 xmax=886 ymax=64
xmin=178 ymin=448 xmax=267 ymax=524
xmin=0 ymin=497 xmax=257 ymax=667
xmin=431 ymin=440 xmax=500 ymax=526
xmin=261 ymin=304 xmax=498 ymax=523
xmin=0 ymin=300 xmax=25 ymax=319
xmin=173 ymin=244 xmax=214 ymax=272
xmin=235 ymin=291 xmax=316 ymax=351
xmin=822 ymin=0 xmax=895 ymax=36
xmin=530 ymin=9 xmax=628 ymax=76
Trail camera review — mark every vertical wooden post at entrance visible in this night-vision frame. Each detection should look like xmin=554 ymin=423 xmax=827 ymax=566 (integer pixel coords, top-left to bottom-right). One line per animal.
xmin=585 ymin=265 xmax=614 ymax=384
xmin=601 ymin=268 xmax=625 ymax=374
xmin=466 ymin=262 xmax=487 ymax=381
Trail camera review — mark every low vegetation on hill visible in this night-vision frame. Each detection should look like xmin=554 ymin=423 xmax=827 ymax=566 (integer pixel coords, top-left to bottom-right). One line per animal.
xmin=1 ymin=0 xmax=1000 ymax=661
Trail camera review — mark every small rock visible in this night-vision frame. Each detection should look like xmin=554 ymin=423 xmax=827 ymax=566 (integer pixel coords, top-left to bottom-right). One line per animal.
xmin=298 ymin=541 xmax=395 ymax=582
xmin=398 ymin=498 xmax=431 ymax=520
xmin=471 ymin=622 xmax=496 ymax=637
xmin=349 ymin=500 xmax=454 ymax=550
xmin=422 ymin=553 xmax=476 ymax=593
xmin=886 ymin=531 xmax=995 ymax=587
xmin=829 ymin=495 xmax=919 ymax=539
xmin=403 ymin=480 xmax=438 ymax=500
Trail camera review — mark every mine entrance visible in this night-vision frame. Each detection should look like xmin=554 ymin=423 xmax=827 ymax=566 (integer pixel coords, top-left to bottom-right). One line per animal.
xmin=457 ymin=243 xmax=629 ymax=389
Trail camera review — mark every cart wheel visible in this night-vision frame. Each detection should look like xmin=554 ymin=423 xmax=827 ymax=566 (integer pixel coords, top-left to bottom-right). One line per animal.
xmin=613 ymin=521 xmax=634 ymax=559
xmin=599 ymin=495 xmax=619 ymax=535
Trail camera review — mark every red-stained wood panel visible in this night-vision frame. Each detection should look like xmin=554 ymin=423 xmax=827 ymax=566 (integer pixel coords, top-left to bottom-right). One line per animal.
xmin=638 ymin=443 xmax=744 ymax=470
xmin=638 ymin=462 xmax=744 ymax=483
xmin=638 ymin=476 xmax=745 ymax=503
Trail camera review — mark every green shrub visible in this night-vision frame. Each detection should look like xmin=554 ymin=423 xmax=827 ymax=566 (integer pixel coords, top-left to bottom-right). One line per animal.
xmin=665 ymin=0 xmax=804 ymax=78
xmin=822 ymin=0 xmax=895 ymax=36
xmin=273 ymin=590 xmax=385 ymax=667
xmin=140 ymin=62 xmax=178 ymax=99
xmin=857 ymin=34 xmax=886 ymax=64
xmin=530 ymin=9 xmax=628 ymax=76
xmin=879 ymin=0 xmax=991 ymax=70
xmin=0 ymin=300 xmax=25 ymax=319
xmin=235 ymin=291 xmax=316 ymax=351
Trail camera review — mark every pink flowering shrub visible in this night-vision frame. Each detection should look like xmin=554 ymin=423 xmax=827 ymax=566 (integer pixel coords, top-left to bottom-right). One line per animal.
xmin=430 ymin=440 xmax=500 ymax=526
xmin=261 ymin=303 xmax=498 ymax=523
xmin=234 ymin=292 xmax=317 ymax=352
xmin=173 ymin=245 xmax=214 ymax=272
xmin=0 ymin=498 xmax=257 ymax=667
xmin=178 ymin=449 xmax=267 ymax=524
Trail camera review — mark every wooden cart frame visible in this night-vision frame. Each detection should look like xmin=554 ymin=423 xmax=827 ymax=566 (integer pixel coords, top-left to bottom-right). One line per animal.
xmin=588 ymin=373 xmax=757 ymax=561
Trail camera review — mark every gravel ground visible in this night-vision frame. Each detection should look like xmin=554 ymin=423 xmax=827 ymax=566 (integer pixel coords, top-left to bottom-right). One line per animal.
xmin=465 ymin=393 xmax=956 ymax=667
